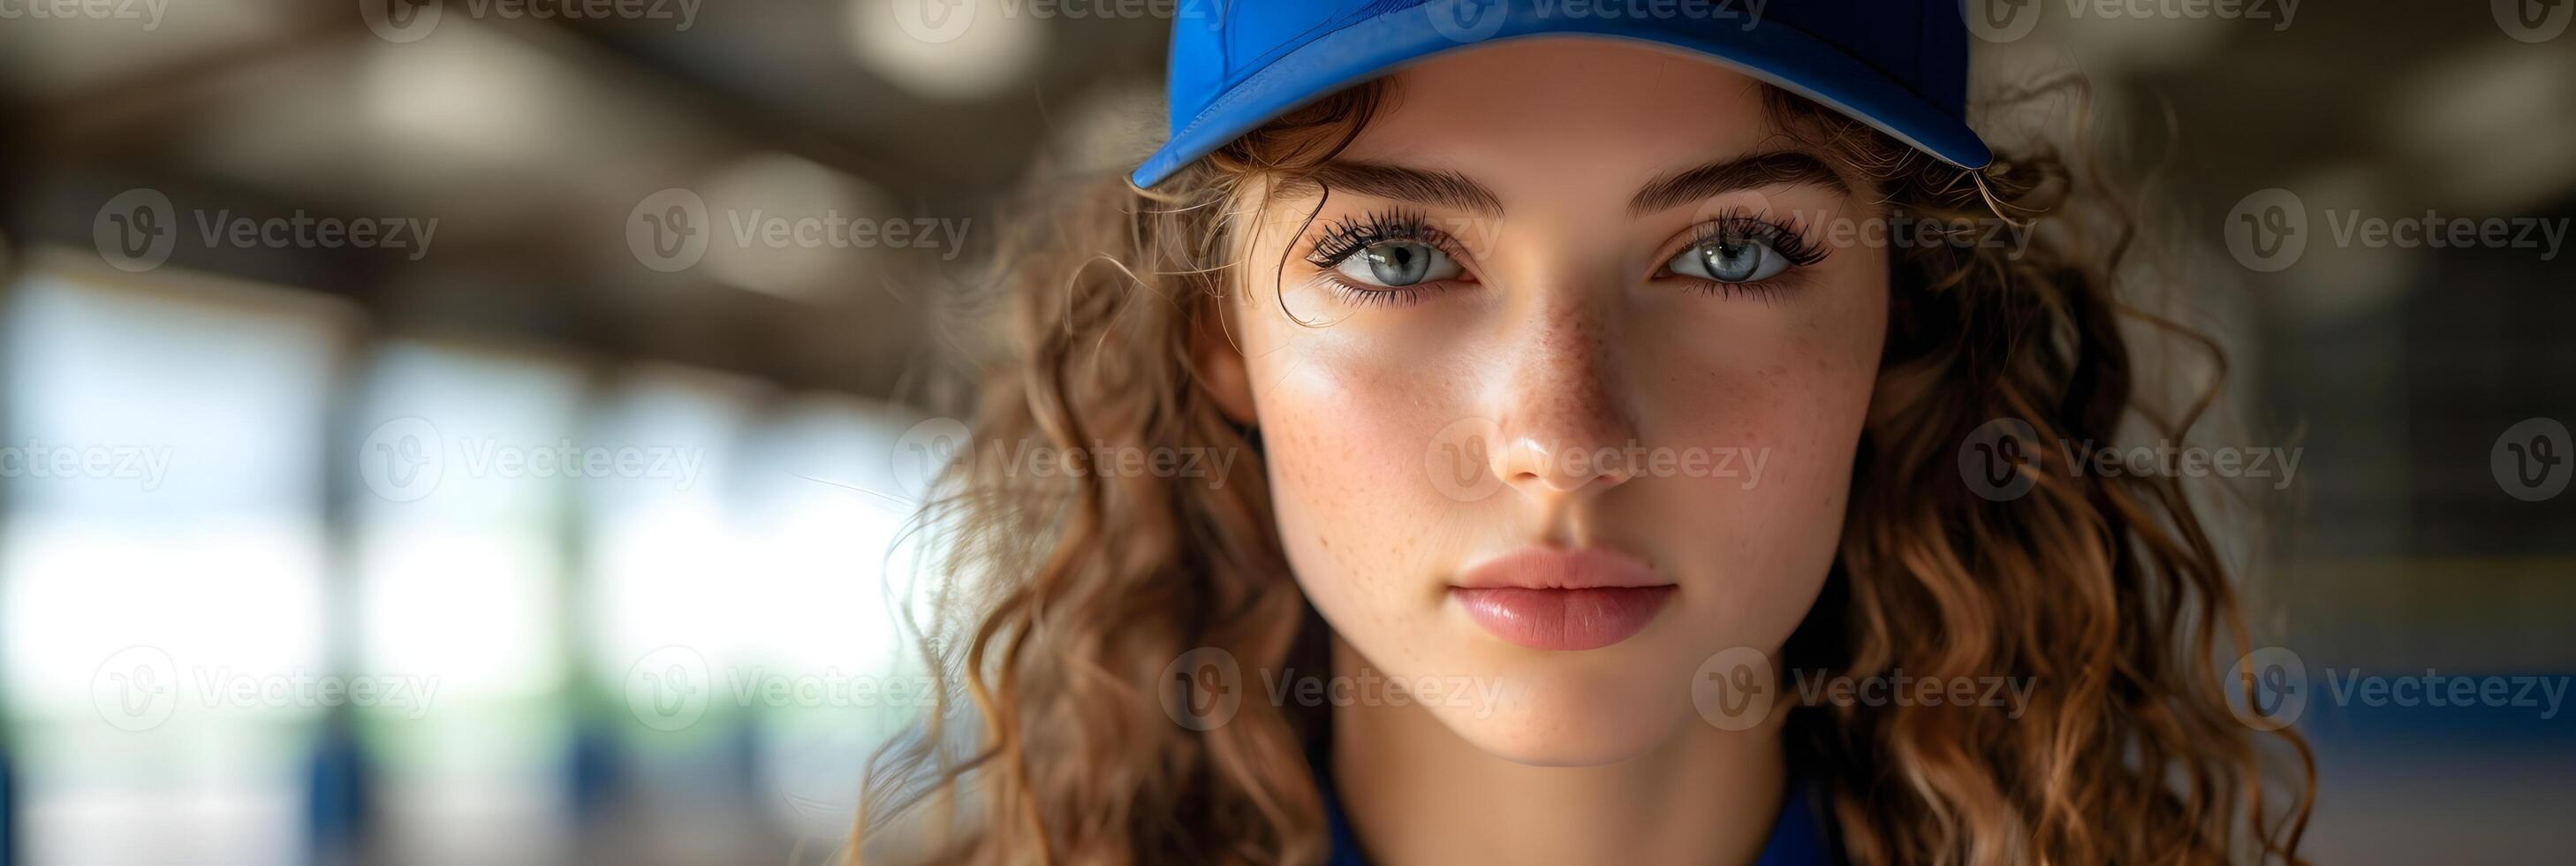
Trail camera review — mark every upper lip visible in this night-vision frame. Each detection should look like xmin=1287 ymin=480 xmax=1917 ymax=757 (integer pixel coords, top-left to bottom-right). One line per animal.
xmin=1451 ymin=545 xmax=1669 ymax=590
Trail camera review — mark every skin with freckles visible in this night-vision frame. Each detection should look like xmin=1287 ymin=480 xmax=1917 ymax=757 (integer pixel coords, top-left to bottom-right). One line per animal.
xmin=1195 ymin=38 xmax=1890 ymax=866
xmin=864 ymin=19 xmax=2313 ymax=863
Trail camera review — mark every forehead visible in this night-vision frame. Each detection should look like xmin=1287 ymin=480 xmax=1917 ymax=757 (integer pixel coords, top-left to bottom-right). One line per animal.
xmin=1344 ymin=37 xmax=1784 ymax=187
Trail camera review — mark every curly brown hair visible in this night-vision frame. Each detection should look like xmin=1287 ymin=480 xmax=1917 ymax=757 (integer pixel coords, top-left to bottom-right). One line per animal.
xmin=848 ymin=71 xmax=2315 ymax=866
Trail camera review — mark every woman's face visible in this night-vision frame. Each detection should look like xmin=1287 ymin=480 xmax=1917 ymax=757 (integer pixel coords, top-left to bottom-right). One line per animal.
xmin=1212 ymin=38 xmax=1887 ymax=765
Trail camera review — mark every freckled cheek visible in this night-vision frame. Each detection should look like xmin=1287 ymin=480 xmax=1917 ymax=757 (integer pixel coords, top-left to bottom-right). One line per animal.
xmin=1246 ymin=348 xmax=1460 ymax=600
xmin=1631 ymin=287 xmax=1882 ymax=596
xmin=1667 ymin=364 xmax=1872 ymax=497
xmin=1633 ymin=370 xmax=1861 ymax=652
xmin=1660 ymin=272 xmax=1882 ymax=462
xmin=1645 ymin=385 xmax=1858 ymax=555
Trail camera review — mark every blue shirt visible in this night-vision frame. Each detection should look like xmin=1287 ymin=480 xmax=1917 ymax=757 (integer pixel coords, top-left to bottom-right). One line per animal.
xmin=1315 ymin=763 xmax=1836 ymax=866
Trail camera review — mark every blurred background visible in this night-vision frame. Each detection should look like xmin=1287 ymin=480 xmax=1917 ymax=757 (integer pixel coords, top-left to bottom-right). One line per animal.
xmin=0 ymin=1 xmax=2569 ymax=863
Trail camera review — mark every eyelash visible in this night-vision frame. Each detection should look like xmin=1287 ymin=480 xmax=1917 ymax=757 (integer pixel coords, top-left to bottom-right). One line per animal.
xmin=1664 ymin=210 xmax=1829 ymax=301
xmin=1303 ymin=209 xmax=1469 ymax=307
xmin=1306 ymin=209 xmax=1447 ymax=265
xmin=1298 ymin=208 xmax=1828 ymax=306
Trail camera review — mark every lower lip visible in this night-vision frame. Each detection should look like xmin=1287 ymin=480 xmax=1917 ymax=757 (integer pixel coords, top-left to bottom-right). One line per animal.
xmin=1451 ymin=586 xmax=1677 ymax=651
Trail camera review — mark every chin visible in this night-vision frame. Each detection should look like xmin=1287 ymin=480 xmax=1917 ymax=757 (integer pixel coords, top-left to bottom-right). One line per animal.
xmin=1422 ymin=654 xmax=1699 ymax=767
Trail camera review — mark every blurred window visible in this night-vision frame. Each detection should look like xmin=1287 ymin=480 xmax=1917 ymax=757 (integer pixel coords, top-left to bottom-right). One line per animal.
xmin=1 ymin=269 xmax=347 ymax=866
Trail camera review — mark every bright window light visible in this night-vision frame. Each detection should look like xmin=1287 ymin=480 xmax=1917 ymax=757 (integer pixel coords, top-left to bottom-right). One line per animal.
xmin=581 ymin=363 xmax=766 ymax=744
xmin=2 ymin=264 xmax=347 ymax=866
xmin=346 ymin=340 xmax=590 ymax=866
xmin=731 ymin=396 xmax=934 ymax=839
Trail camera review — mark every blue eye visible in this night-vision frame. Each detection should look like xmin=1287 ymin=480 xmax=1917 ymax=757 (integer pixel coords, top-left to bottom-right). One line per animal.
xmin=1334 ymin=239 xmax=1464 ymax=287
xmin=1667 ymin=236 xmax=1790 ymax=283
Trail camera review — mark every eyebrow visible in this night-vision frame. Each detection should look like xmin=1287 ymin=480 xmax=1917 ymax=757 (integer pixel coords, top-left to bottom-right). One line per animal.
xmin=1305 ymin=160 xmax=1506 ymax=215
xmin=1301 ymin=150 xmax=1851 ymax=219
xmin=1628 ymin=151 xmax=1851 ymax=216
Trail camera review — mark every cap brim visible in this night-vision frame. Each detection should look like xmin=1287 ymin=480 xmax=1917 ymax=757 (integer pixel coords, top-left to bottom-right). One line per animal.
xmin=1132 ymin=1 xmax=1990 ymax=188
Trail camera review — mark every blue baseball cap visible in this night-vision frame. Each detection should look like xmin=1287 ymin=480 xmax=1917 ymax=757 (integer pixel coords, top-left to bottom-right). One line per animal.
xmin=1132 ymin=0 xmax=1990 ymax=188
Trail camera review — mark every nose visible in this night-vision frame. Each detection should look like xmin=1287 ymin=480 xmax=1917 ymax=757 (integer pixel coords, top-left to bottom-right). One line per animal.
xmin=1484 ymin=295 xmax=1641 ymax=498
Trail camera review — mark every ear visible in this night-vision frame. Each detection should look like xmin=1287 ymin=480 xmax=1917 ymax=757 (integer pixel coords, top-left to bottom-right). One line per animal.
xmin=1192 ymin=294 xmax=1259 ymax=427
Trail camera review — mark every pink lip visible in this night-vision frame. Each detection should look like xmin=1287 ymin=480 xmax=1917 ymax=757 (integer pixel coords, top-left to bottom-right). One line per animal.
xmin=1450 ymin=547 xmax=1675 ymax=650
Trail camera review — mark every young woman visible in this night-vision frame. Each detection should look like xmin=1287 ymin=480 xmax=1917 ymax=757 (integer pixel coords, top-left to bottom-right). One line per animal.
xmin=860 ymin=3 xmax=2314 ymax=863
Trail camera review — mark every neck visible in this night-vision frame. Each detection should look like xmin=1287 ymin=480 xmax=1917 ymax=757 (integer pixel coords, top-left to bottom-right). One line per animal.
xmin=1325 ymin=635 xmax=1788 ymax=866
